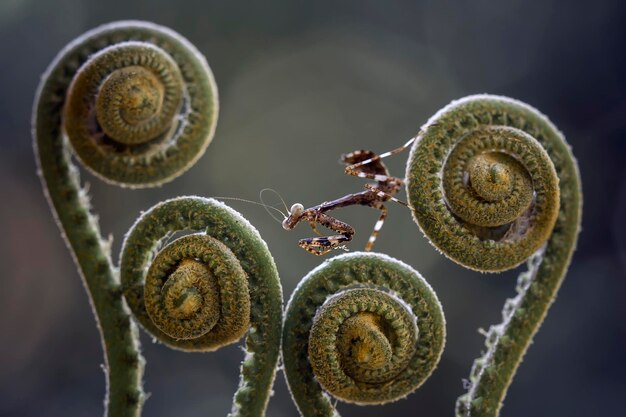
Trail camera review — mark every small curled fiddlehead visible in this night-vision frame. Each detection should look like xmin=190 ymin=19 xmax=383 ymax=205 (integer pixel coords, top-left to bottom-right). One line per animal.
xmin=120 ymin=196 xmax=283 ymax=416
xmin=405 ymin=95 xmax=582 ymax=416
xmin=140 ymin=234 xmax=250 ymax=347
xmin=282 ymin=252 xmax=445 ymax=417
xmin=32 ymin=21 xmax=219 ymax=417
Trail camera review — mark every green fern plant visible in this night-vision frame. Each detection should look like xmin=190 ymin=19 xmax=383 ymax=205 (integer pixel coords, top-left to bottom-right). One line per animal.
xmin=33 ymin=20 xmax=581 ymax=417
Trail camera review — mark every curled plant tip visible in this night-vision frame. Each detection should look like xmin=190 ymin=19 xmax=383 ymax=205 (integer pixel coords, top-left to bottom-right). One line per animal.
xmin=406 ymin=95 xmax=581 ymax=416
xmin=406 ymin=95 xmax=561 ymax=272
xmin=37 ymin=20 xmax=218 ymax=188
xmin=120 ymin=196 xmax=283 ymax=417
xmin=123 ymin=229 xmax=250 ymax=351
xmin=142 ymin=234 xmax=251 ymax=348
xmin=282 ymin=252 xmax=445 ymax=417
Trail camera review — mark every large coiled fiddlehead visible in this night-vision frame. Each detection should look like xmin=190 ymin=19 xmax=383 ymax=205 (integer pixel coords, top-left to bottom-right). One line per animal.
xmin=121 ymin=196 xmax=283 ymax=416
xmin=282 ymin=252 xmax=446 ymax=417
xmin=406 ymin=94 xmax=582 ymax=416
xmin=39 ymin=20 xmax=218 ymax=188
xmin=32 ymin=20 xmax=219 ymax=417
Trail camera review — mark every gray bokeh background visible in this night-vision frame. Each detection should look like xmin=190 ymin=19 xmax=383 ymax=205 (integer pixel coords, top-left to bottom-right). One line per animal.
xmin=1 ymin=0 xmax=625 ymax=416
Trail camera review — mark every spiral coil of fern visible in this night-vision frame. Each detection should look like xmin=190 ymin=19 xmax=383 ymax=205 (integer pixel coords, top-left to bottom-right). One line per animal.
xmin=121 ymin=196 xmax=283 ymax=416
xmin=32 ymin=21 xmax=219 ymax=417
xmin=405 ymin=94 xmax=582 ymax=416
xmin=282 ymin=252 xmax=445 ymax=417
xmin=54 ymin=20 xmax=217 ymax=188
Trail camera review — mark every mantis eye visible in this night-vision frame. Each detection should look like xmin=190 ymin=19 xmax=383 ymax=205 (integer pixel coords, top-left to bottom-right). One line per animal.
xmin=290 ymin=203 xmax=304 ymax=217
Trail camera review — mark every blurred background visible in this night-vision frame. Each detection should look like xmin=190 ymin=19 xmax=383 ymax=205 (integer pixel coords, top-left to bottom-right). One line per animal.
xmin=1 ymin=0 xmax=625 ymax=416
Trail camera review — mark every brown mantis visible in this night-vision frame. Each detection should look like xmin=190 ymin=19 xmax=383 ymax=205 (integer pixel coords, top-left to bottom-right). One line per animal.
xmin=281 ymin=137 xmax=416 ymax=255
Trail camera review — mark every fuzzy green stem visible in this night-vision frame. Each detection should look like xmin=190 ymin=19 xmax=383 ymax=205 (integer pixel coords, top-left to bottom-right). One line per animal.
xmin=32 ymin=41 xmax=146 ymax=417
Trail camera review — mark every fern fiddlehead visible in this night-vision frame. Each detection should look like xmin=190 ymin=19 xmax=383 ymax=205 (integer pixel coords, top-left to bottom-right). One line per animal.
xmin=121 ymin=196 xmax=283 ymax=416
xmin=406 ymin=94 xmax=582 ymax=416
xmin=32 ymin=20 xmax=218 ymax=417
xmin=282 ymin=252 xmax=446 ymax=417
xmin=57 ymin=21 xmax=217 ymax=187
